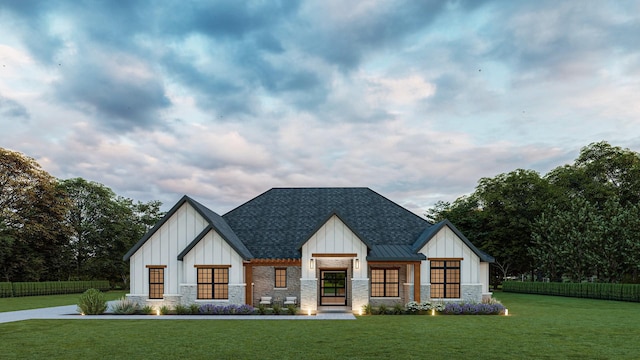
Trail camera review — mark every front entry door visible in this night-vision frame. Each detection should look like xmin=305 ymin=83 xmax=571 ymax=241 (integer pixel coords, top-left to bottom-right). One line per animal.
xmin=320 ymin=270 xmax=347 ymax=306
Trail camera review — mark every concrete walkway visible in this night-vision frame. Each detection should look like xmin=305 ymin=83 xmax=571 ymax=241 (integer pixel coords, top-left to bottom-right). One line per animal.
xmin=0 ymin=303 xmax=356 ymax=324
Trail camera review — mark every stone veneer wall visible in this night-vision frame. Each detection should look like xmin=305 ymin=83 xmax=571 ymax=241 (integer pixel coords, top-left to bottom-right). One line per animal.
xmin=419 ymin=283 xmax=483 ymax=303
xmin=300 ymin=279 xmax=317 ymax=313
xmin=127 ymin=284 xmax=245 ymax=309
xmin=461 ymin=284 xmax=482 ymax=303
xmin=351 ymin=279 xmax=369 ymax=313
xmin=252 ymin=266 xmax=301 ymax=305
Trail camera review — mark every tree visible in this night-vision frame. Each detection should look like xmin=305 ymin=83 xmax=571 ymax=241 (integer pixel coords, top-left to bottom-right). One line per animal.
xmin=59 ymin=178 xmax=163 ymax=284
xmin=0 ymin=148 xmax=71 ymax=281
xmin=547 ymin=141 xmax=640 ymax=206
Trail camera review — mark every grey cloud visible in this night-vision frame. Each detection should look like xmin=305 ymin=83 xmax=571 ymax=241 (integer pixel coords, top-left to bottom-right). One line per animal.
xmin=295 ymin=1 xmax=450 ymax=70
xmin=54 ymin=54 xmax=171 ymax=132
xmin=0 ymin=95 xmax=30 ymax=120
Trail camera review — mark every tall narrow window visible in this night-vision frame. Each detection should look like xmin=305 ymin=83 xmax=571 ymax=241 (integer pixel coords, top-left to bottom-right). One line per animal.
xmin=197 ymin=266 xmax=229 ymax=300
xmin=148 ymin=266 xmax=165 ymax=299
xmin=275 ymin=268 xmax=287 ymax=288
xmin=430 ymin=260 xmax=461 ymax=298
xmin=371 ymin=268 xmax=399 ymax=297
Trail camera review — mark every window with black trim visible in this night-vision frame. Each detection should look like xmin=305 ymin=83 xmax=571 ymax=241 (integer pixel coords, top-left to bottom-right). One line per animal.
xmin=275 ymin=268 xmax=287 ymax=288
xmin=197 ymin=267 xmax=229 ymax=299
xmin=430 ymin=260 xmax=461 ymax=298
xmin=149 ymin=267 xmax=164 ymax=299
xmin=371 ymin=268 xmax=399 ymax=297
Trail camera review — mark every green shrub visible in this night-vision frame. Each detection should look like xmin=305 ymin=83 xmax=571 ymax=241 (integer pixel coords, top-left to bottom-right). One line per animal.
xmin=140 ymin=305 xmax=154 ymax=315
xmin=77 ymin=288 xmax=107 ymax=315
xmin=159 ymin=305 xmax=171 ymax=315
xmin=392 ymin=303 xmax=405 ymax=315
xmin=190 ymin=304 xmax=200 ymax=314
xmin=377 ymin=304 xmax=387 ymax=315
xmin=502 ymin=281 xmax=640 ymax=302
xmin=286 ymin=304 xmax=297 ymax=315
xmin=362 ymin=303 xmax=372 ymax=315
xmin=0 ymin=282 xmax=13 ymax=297
xmin=272 ymin=303 xmax=282 ymax=315
xmin=175 ymin=304 xmax=191 ymax=315
xmin=257 ymin=303 xmax=267 ymax=315
xmin=111 ymin=297 xmax=138 ymax=315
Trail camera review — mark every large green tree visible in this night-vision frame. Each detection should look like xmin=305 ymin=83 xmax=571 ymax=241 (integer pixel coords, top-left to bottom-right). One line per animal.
xmin=0 ymin=148 xmax=71 ymax=281
xmin=61 ymin=178 xmax=162 ymax=283
xmin=59 ymin=178 xmax=163 ymax=284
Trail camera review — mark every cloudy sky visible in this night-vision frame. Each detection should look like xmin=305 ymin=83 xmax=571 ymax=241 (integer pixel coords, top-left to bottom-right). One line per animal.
xmin=1 ymin=0 xmax=639 ymax=215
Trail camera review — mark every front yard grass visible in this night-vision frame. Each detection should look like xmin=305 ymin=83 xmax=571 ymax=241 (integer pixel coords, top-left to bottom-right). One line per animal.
xmin=0 ymin=292 xmax=639 ymax=359
xmin=0 ymin=291 xmax=127 ymax=312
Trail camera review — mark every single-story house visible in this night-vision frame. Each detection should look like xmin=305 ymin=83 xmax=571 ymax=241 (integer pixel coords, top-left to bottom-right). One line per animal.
xmin=123 ymin=188 xmax=494 ymax=314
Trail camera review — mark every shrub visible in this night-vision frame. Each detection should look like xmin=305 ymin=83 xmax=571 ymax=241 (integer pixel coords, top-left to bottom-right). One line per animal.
xmin=257 ymin=303 xmax=268 ymax=315
xmin=362 ymin=303 xmax=372 ymax=315
xmin=287 ymin=304 xmax=297 ymax=315
xmin=197 ymin=304 xmax=255 ymax=315
xmin=377 ymin=304 xmax=387 ymax=315
xmin=77 ymin=288 xmax=107 ymax=315
xmin=111 ymin=296 xmax=138 ymax=315
xmin=174 ymin=304 xmax=191 ymax=315
xmin=159 ymin=305 xmax=171 ymax=315
xmin=190 ymin=304 xmax=200 ymax=314
xmin=140 ymin=305 xmax=154 ymax=315
xmin=237 ymin=304 xmax=255 ymax=315
xmin=442 ymin=302 xmax=505 ymax=315
xmin=272 ymin=303 xmax=282 ymax=315
xmin=392 ymin=303 xmax=405 ymax=315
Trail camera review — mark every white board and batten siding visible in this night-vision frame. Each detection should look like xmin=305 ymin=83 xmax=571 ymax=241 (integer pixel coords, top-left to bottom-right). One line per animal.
xmin=129 ymin=203 xmax=208 ymax=296
xmin=301 ymin=215 xmax=368 ymax=279
xmin=181 ymin=229 xmax=244 ymax=284
xmin=418 ymin=225 xmax=480 ymax=284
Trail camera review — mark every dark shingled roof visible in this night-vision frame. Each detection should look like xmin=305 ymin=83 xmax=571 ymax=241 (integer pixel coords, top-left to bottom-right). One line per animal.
xmin=124 ymin=188 xmax=494 ymax=263
xmin=222 ymin=188 xmax=431 ymax=259
xmin=123 ymin=195 xmax=252 ymax=261
xmin=412 ymin=219 xmax=495 ymax=263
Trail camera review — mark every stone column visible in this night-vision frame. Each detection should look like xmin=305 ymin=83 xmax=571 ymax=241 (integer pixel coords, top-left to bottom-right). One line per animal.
xmin=351 ymin=278 xmax=369 ymax=314
xmin=300 ymin=278 xmax=318 ymax=313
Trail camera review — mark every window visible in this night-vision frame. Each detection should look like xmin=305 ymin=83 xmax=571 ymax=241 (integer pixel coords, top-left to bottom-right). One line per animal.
xmin=275 ymin=268 xmax=287 ymax=288
xmin=148 ymin=266 xmax=165 ymax=299
xmin=430 ymin=260 xmax=460 ymax=298
xmin=197 ymin=267 xmax=229 ymax=300
xmin=371 ymin=268 xmax=399 ymax=297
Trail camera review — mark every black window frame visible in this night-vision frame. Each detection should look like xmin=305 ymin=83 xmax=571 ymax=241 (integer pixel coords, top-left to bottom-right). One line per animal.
xmin=148 ymin=267 xmax=164 ymax=299
xmin=197 ymin=267 xmax=229 ymax=300
xmin=430 ymin=260 xmax=461 ymax=299
xmin=371 ymin=268 xmax=400 ymax=297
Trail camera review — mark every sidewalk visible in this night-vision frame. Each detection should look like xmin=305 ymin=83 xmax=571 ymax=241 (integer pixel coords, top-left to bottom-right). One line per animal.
xmin=0 ymin=303 xmax=356 ymax=324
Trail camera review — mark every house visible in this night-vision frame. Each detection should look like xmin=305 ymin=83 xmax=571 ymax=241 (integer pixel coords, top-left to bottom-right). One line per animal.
xmin=123 ymin=188 xmax=494 ymax=314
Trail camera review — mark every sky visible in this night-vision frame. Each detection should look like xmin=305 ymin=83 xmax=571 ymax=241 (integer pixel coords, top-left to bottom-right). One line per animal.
xmin=1 ymin=0 xmax=640 ymax=215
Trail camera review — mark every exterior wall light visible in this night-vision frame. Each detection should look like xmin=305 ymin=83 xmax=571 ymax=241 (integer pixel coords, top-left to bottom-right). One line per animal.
xmin=309 ymin=258 xmax=315 ymax=269
xmin=355 ymin=259 xmax=360 ymax=269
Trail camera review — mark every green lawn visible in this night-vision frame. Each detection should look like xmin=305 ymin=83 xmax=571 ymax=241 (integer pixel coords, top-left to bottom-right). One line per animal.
xmin=0 ymin=291 xmax=127 ymax=312
xmin=1 ymin=292 xmax=639 ymax=359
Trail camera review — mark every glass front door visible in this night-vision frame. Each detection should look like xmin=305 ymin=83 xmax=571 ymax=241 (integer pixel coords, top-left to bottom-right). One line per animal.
xmin=320 ymin=270 xmax=347 ymax=306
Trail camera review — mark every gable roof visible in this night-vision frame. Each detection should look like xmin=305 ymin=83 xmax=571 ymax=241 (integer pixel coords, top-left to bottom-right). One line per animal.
xmin=222 ymin=188 xmax=430 ymax=259
xmin=122 ymin=195 xmax=252 ymax=261
xmin=412 ymin=219 xmax=495 ymax=263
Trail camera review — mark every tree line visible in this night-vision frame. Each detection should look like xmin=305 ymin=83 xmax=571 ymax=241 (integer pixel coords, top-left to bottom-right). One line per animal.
xmin=0 ymin=147 xmax=164 ymax=285
xmin=427 ymin=141 xmax=640 ymax=285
